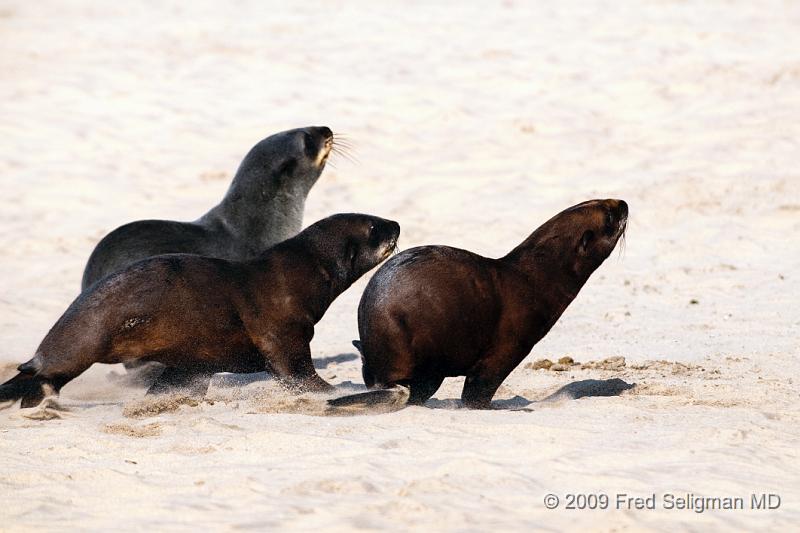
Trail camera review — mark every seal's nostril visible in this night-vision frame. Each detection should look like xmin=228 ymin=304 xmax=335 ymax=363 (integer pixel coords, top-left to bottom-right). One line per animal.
xmin=319 ymin=126 xmax=333 ymax=139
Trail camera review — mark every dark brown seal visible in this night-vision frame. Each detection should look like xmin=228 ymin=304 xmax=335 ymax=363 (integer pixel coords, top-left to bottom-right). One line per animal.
xmin=0 ymin=214 xmax=400 ymax=408
xmin=329 ymin=199 xmax=628 ymax=410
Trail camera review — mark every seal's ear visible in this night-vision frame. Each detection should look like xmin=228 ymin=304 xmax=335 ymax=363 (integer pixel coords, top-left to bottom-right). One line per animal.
xmin=578 ymin=230 xmax=595 ymax=254
xmin=276 ymin=158 xmax=298 ymax=178
xmin=346 ymin=239 xmax=359 ymax=269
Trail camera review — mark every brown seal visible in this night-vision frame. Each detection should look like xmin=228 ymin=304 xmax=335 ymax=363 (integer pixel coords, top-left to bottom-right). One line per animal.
xmin=0 ymin=214 xmax=400 ymax=408
xmin=329 ymin=199 xmax=628 ymax=410
xmin=84 ymin=125 xmax=339 ymax=376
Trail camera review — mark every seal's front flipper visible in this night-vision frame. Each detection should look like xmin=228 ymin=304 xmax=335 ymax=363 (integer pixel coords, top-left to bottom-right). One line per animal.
xmin=326 ymin=385 xmax=410 ymax=415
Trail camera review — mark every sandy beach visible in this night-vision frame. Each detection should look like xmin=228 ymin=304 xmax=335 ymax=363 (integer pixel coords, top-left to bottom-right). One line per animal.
xmin=1 ymin=1 xmax=799 ymax=530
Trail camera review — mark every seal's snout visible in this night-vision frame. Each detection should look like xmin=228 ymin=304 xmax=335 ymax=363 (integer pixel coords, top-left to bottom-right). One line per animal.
xmin=386 ymin=220 xmax=400 ymax=241
xmin=603 ymin=199 xmax=627 ymax=217
xmin=377 ymin=220 xmax=401 ymax=258
xmin=615 ymin=200 xmax=629 ymax=236
xmin=602 ymin=199 xmax=628 ymax=232
xmin=616 ymin=200 xmax=628 ymax=221
xmin=389 ymin=221 xmax=401 ymax=247
xmin=309 ymin=126 xmax=334 ymax=166
xmin=314 ymin=126 xmax=333 ymax=150
xmin=604 ymin=200 xmax=628 ymax=253
xmin=383 ymin=220 xmax=400 ymax=245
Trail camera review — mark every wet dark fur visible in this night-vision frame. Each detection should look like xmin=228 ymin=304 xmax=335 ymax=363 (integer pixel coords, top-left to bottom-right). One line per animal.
xmin=330 ymin=199 xmax=628 ymax=410
xmin=0 ymin=214 xmax=400 ymax=408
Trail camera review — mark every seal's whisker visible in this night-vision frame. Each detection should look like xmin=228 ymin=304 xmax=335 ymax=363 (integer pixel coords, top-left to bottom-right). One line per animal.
xmin=617 ymin=219 xmax=628 ymax=259
xmin=332 ymin=139 xmax=356 ymax=151
xmin=331 ymin=142 xmax=355 ymax=155
xmin=331 ymin=145 xmax=360 ymax=165
xmin=331 ymin=146 xmax=356 ymax=162
xmin=332 ymin=133 xmax=354 ymax=141
xmin=331 ymin=135 xmax=356 ymax=150
xmin=331 ymin=136 xmax=355 ymax=151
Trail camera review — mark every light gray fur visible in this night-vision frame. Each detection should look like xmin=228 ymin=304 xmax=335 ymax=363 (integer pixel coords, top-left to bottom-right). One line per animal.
xmin=81 ymin=126 xmax=333 ymax=289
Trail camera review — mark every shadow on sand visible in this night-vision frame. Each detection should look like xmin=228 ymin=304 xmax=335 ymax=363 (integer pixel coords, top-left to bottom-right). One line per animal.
xmin=111 ymin=362 xmax=633 ymax=415
xmin=425 ymin=378 xmax=635 ymax=411
xmin=313 ymin=352 xmax=359 ymax=369
xmin=108 ymin=353 xmax=360 ymax=389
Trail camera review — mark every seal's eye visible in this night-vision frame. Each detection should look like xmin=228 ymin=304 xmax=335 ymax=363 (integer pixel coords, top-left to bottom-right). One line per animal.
xmin=367 ymin=224 xmax=380 ymax=248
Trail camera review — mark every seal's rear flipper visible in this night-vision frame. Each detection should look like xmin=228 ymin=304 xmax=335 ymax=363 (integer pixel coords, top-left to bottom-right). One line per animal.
xmin=327 ymin=385 xmax=410 ymax=414
xmin=0 ymin=372 xmax=50 ymax=408
xmin=350 ymin=340 xmax=377 ymax=388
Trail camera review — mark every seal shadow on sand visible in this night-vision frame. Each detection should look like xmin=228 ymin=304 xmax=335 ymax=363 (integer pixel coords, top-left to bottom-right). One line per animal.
xmin=424 ymin=378 xmax=636 ymax=411
xmin=212 ymin=352 xmax=360 ymax=387
xmin=313 ymin=352 xmax=359 ymax=369
xmin=108 ymin=352 xmax=360 ymax=389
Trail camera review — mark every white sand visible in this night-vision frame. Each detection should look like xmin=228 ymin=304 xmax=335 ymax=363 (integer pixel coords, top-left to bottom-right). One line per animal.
xmin=1 ymin=1 xmax=799 ymax=530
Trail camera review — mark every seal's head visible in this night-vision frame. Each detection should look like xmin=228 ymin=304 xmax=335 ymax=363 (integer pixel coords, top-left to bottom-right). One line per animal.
xmin=555 ymin=199 xmax=628 ymax=278
xmin=302 ymin=213 xmax=401 ymax=287
xmin=519 ymin=199 xmax=628 ymax=282
xmin=234 ymin=126 xmax=335 ymax=196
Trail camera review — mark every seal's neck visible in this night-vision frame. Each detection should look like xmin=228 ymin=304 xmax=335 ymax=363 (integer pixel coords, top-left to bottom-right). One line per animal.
xmin=200 ymin=171 xmax=313 ymax=252
xmin=501 ymin=232 xmax=588 ymax=302
xmin=304 ymin=240 xmax=355 ymax=300
xmin=256 ymin=235 xmax=353 ymax=323
xmin=500 ymin=240 xmax=590 ymax=341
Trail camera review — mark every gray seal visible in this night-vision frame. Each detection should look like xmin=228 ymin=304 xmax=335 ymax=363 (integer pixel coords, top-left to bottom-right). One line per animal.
xmin=81 ymin=126 xmax=334 ymax=289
